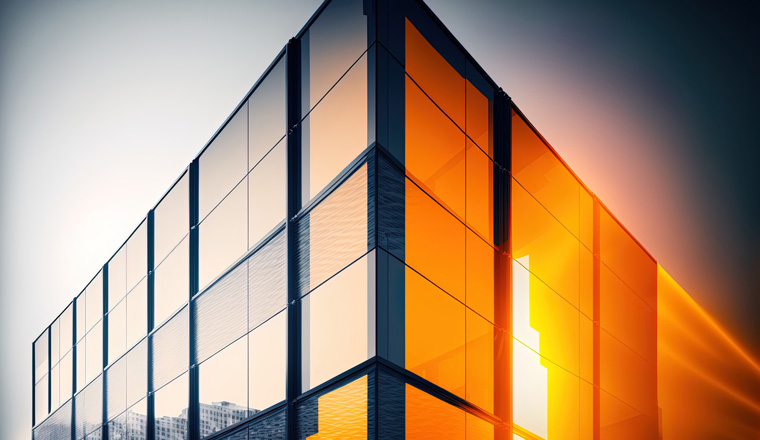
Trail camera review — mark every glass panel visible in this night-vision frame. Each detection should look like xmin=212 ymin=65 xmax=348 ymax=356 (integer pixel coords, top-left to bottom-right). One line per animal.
xmin=127 ymin=340 xmax=148 ymax=408
xmin=60 ymin=350 xmax=72 ymax=402
xmin=75 ymin=383 xmax=85 ymax=439
xmin=34 ymin=399 xmax=71 ymax=440
xmin=466 ymin=309 xmax=494 ymax=413
xmin=405 ymin=266 xmax=465 ymax=397
xmin=51 ymin=319 xmax=60 ymax=365
xmin=406 ymin=178 xmax=465 ymax=302
xmin=466 ymin=78 xmax=493 ymax=158
xmin=600 ymin=390 xmax=657 ymax=439
xmin=465 ymin=141 xmax=494 ymax=243
xmin=107 ymin=356 xmax=127 ymax=421
xmin=406 ymin=75 xmax=465 ymax=219
xmin=35 ymin=329 xmax=49 ymax=383
xmin=249 ymin=311 xmax=286 ymax=412
xmin=155 ymin=172 xmax=189 ymax=265
xmin=301 ymin=0 xmax=367 ymax=113
xmin=297 ymin=375 xmax=369 ymax=439
xmin=61 ymin=304 xmax=74 ymax=357
xmin=35 ymin=374 xmax=48 ymax=422
xmin=152 ymin=306 xmax=189 ymax=389
xmin=406 ymin=383 xmax=465 ymax=439
xmin=86 ymin=272 xmax=103 ymax=332
xmin=580 ymin=316 xmax=593 ymax=384
xmin=248 ymin=231 xmax=287 ymax=331
xmin=126 ymin=278 xmax=147 ymax=350
xmin=127 ymin=220 xmax=148 ymax=292
xmin=249 ymin=408 xmax=287 ymax=439
xmin=199 ymin=104 xmax=248 ymax=221
xmin=249 ymin=140 xmax=286 ymax=247
xmin=109 ymin=246 xmax=127 ymax=309
xmin=196 ymin=261 xmax=247 ymax=364
xmin=85 ymin=321 xmax=102 ymax=385
xmin=154 ymin=236 xmax=189 ymax=328
xmin=511 ymin=180 xmax=580 ymax=308
xmin=405 ymin=19 xmax=465 ymax=128
xmin=302 ymin=55 xmax=368 ymax=204
xmin=108 ymin=412 xmax=126 ymax=440
xmin=466 ymin=229 xmax=495 ymax=323
xmin=76 ymin=293 xmax=86 ymax=343
xmin=580 ymin=380 xmax=593 ymax=439
xmin=512 ymin=108 xmax=580 ymax=236
xmin=579 ymin=247 xmax=594 ymax=319
xmin=127 ymin=399 xmax=148 ymax=440
xmin=600 ymin=330 xmax=657 ymax=419
xmin=76 ymin=340 xmax=85 ymax=393
xmin=299 ymin=164 xmax=370 ymax=295
xmin=154 ymin=373 xmax=188 ymax=440
xmin=249 ymin=57 xmax=286 ymax=171
xmin=108 ymin=298 xmax=127 ymax=366
xmin=199 ymin=180 xmax=247 ymax=291
xmin=84 ymin=375 xmax=103 ymax=437
xmin=50 ymin=363 xmax=59 ymax=411
xmin=579 ymin=188 xmax=593 ymax=250
xmin=199 ymin=337 xmax=248 ymax=437
xmin=301 ymin=253 xmax=375 ymax=391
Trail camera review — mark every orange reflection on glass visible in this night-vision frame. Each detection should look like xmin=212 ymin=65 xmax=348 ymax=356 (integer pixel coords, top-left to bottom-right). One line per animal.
xmin=511 ymin=109 xmax=580 ymax=237
xmin=599 ymin=389 xmax=656 ymax=440
xmin=306 ymin=375 xmax=368 ymax=439
xmin=406 ymin=384 xmax=465 ymax=439
xmin=405 ymin=266 xmax=465 ymax=398
xmin=466 ymin=229 xmax=495 ymax=323
xmin=466 ymin=140 xmax=494 ymax=243
xmin=406 ymin=178 xmax=465 ymax=301
xmin=466 ymin=81 xmax=492 ymax=157
xmin=405 ymin=75 xmax=465 ymax=219
xmin=579 ymin=189 xmax=593 ymax=250
xmin=405 ymin=19 xmax=464 ymax=128
xmin=466 ymin=309 xmax=494 ymax=413
xmin=599 ymin=330 xmax=657 ymax=419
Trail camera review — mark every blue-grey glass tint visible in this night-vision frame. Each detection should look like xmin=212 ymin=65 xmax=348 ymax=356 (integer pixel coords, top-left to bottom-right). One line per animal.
xmin=196 ymin=260 xmax=247 ymax=364
xmin=152 ymin=306 xmax=189 ymax=389
xmin=249 ymin=56 xmax=286 ymax=171
xmin=126 ymin=340 xmax=148 ymax=408
xmin=154 ymin=236 xmax=189 ymax=329
xmin=248 ymin=139 xmax=286 ymax=248
xmin=248 ymin=408 xmax=287 ymax=440
xmin=33 ymin=399 xmax=71 ymax=440
xmin=80 ymin=374 xmax=103 ymax=438
xmin=248 ymin=231 xmax=287 ymax=331
xmin=154 ymin=373 xmax=188 ymax=440
xmin=75 ymin=385 xmax=86 ymax=439
xmin=155 ymin=172 xmax=189 ymax=265
xmin=34 ymin=329 xmax=48 ymax=383
xmin=199 ymin=337 xmax=248 ymax=437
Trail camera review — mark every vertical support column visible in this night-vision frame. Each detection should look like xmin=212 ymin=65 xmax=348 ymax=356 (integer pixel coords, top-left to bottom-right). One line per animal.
xmin=146 ymin=209 xmax=155 ymax=440
xmin=102 ymin=264 xmax=109 ymax=440
xmin=592 ymin=198 xmax=601 ymax=440
xmin=71 ymin=299 xmax=78 ymax=440
xmin=188 ymin=158 xmax=200 ymax=440
xmin=285 ymin=36 xmax=302 ymax=440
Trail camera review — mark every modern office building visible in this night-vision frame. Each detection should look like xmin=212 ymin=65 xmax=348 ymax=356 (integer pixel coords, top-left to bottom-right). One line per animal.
xmin=31 ymin=0 xmax=760 ymax=439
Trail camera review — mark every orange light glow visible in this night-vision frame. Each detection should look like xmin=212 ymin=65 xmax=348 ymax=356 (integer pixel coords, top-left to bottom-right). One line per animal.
xmin=306 ymin=375 xmax=368 ymax=439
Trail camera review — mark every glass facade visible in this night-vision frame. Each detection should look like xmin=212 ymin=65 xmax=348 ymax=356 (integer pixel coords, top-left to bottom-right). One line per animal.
xmin=32 ymin=0 xmax=759 ymax=439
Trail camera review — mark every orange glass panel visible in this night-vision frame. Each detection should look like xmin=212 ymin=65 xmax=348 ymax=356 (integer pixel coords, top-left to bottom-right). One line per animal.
xmin=466 ymin=229 xmax=495 ymax=323
xmin=405 ymin=19 xmax=465 ymax=128
xmin=579 ymin=247 xmax=593 ymax=319
xmin=598 ymin=207 xmax=656 ymax=307
xmin=406 ymin=266 xmax=465 ymax=398
xmin=466 ymin=413 xmax=495 ymax=439
xmin=306 ymin=375 xmax=368 ymax=439
xmin=579 ymin=316 xmax=593 ymax=384
xmin=406 ymin=178 xmax=465 ymax=301
xmin=406 ymin=384 xmax=465 ymax=440
xmin=466 ymin=80 xmax=492 ymax=157
xmin=600 ymin=330 xmax=657 ymax=419
xmin=466 ymin=309 xmax=494 ymax=412
xmin=600 ymin=264 xmax=656 ymax=363
xmin=579 ymin=189 xmax=593 ymax=250
xmin=466 ymin=140 xmax=494 ymax=243
xmin=579 ymin=380 xmax=593 ymax=440
xmin=599 ymin=390 xmax=657 ymax=440
xmin=511 ymin=109 xmax=579 ymax=236
xmin=405 ymin=76 xmax=465 ymax=219
xmin=511 ymin=180 xmax=579 ymax=308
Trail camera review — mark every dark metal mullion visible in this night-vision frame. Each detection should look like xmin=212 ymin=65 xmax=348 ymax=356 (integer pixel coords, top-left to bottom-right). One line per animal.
xmin=102 ymin=264 xmax=109 ymax=440
xmin=146 ymin=209 xmax=155 ymax=440
xmin=71 ymin=298 xmax=78 ymax=440
xmin=188 ymin=158 xmax=200 ymax=440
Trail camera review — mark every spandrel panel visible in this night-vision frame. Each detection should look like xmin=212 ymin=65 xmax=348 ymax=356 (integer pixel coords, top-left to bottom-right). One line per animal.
xmin=35 ymin=329 xmax=49 ymax=383
xmin=249 ymin=56 xmax=286 ymax=170
xmin=109 ymin=246 xmax=127 ymax=309
xmin=301 ymin=0 xmax=368 ymax=113
xmin=60 ymin=350 xmax=73 ymax=401
xmin=155 ymin=172 xmax=189 ymax=264
xmin=248 ymin=231 xmax=287 ymax=331
xmin=299 ymin=163 xmax=370 ymax=295
xmin=600 ymin=330 xmax=657 ymax=419
xmin=126 ymin=340 xmax=148 ymax=408
xmin=296 ymin=374 xmax=370 ymax=440
xmin=75 ymin=385 xmax=85 ymax=439
xmin=34 ymin=399 xmax=71 ymax=440
xmin=199 ymin=104 xmax=248 ymax=221
xmin=152 ymin=306 xmax=189 ymax=389
xmin=108 ymin=298 xmax=127 ymax=366
xmin=107 ymin=356 xmax=127 ymax=421
xmin=126 ymin=278 xmax=147 ymax=350
xmin=512 ymin=109 xmax=580 ymax=237
xmin=199 ymin=336 xmax=248 ymax=437
xmin=126 ymin=220 xmax=147 ymax=292
xmin=511 ymin=180 xmax=580 ymax=308
xmin=60 ymin=304 xmax=74 ymax=356
xmin=406 ymin=178 xmax=465 ymax=302
xmin=85 ymin=321 xmax=102 ymax=385
xmin=465 ymin=141 xmax=494 ymax=243
xmin=405 ymin=19 xmax=465 ymax=128
xmin=35 ymin=373 xmax=48 ymax=422
xmin=84 ymin=375 xmax=103 ymax=437
xmin=466 ymin=229 xmax=495 ymax=323
xmin=249 ymin=311 xmax=286 ymax=413
xmin=249 ymin=139 xmax=286 ymax=247
xmin=405 ymin=266 xmax=465 ymax=398
xmin=405 ymin=75 xmax=465 ymax=219
xmin=249 ymin=408 xmax=287 ymax=439
xmin=199 ymin=180 xmax=247 ymax=291
xmin=86 ymin=272 xmax=103 ymax=332
xmin=301 ymin=54 xmax=368 ymax=204
xmin=154 ymin=373 xmax=188 ymax=440
xmin=512 ymin=259 xmax=580 ymax=375
xmin=301 ymin=252 xmax=374 ymax=391
xmin=598 ymin=207 xmax=656 ymax=307
xmin=195 ymin=260 xmax=247 ymax=364
xmin=466 ymin=309 xmax=494 ymax=413
xmin=154 ymin=236 xmax=189 ymax=328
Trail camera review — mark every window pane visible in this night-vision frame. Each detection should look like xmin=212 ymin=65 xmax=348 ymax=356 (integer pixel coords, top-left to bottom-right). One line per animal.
xmin=155 ymin=172 xmax=189 ymax=264
xmin=199 ymin=337 xmax=248 ymax=437
xmin=154 ymin=236 xmax=189 ymax=328
xmin=600 ymin=389 xmax=657 ymax=440
xmin=249 ymin=310 xmax=286 ymax=412
xmin=126 ymin=278 xmax=147 ymax=350
xmin=108 ymin=412 xmax=126 ymax=440
xmin=60 ymin=350 xmax=72 ymax=402
xmin=199 ymin=105 xmax=248 ymax=221
xmin=405 ymin=266 xmax=465 ymax=398
xmin=85 ymin=321 xmax=102 ymax=385
xmin=34 ymin=399 xmax=71 ymax=440
xmin=466 ymin=309 xmax=494 ymax=413
xmin=86 ymin=272 xmax=103 ymax=332
xmin=83 ymin=375 xmax=103 ymax=437
xmin=35 ymin=374 xmax=48 ymax=422
xmin=248 ymin=231 xmax=287 ymax=331
xmin=60 ymin=304 xmax=74 ymax=357
xmin=296 ymin=375 xmax=369 ymax=439
xmin=301 ymin=252 xmax=375 ymax=391
xmin=302 ymin=54 xmax=368 ymax=204
xmin=50 ymin=363 xmax=59 ymax=411
xmin=249 ymin=140 xmax=286 ymax=247
xmin=301 ymin=0 xmax=367 ymax=113
xmin=406 ymin=75 xmax=465 ymax=219
xmin=109 ymin=245 xmax=127 ymax=310
xmin=127 ymin=399 xmax=148 ymax=440
xmin=249 ymin=57 xmax=286 ymax=171
xmin=107 ymin=356 xmax=127 ymax=421
xmin=76 ymin=340 xmax=85 ymax=393
xmin=108 ymin=298 xmax=127 ymax=365
xmin=126 ymin=220 xmax=147 ymax=293
xmin=126 ymin=340 xmax=148 ymax=408
xmin=199 ymin=180 xmax=247 ymax=291
xmin=600 ymin=330 xmax=658 ymax=420
xmin=51 ymin=320 xmax=60 ymax=366
xmin=35 ymin=330 xmax=49 ymax=383
xmin=154 ymin=373 xmax=188 ymax=440
xmin=465 ymin=141 xmax=494 ymax=243
xmin=76 ymin=293 xmax=86 ymax=343
xmin=406 ymin=383 xmax=465 ymax=439
xmin=466 ymin=229 xmax=495 ymax=323
xmin=152 ymin=306 xmax=188 ymax=389
xmin=466 ymin=77 xmax=493 ymax=158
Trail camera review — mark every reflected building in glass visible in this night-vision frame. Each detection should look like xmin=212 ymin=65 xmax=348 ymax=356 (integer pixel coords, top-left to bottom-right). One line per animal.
xmin=31 ymin=0 xmax=760 ymax=439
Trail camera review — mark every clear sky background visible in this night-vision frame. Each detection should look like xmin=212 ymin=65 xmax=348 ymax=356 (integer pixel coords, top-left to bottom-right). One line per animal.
xmin=1 ymin=1 xmax=759 ymax=439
